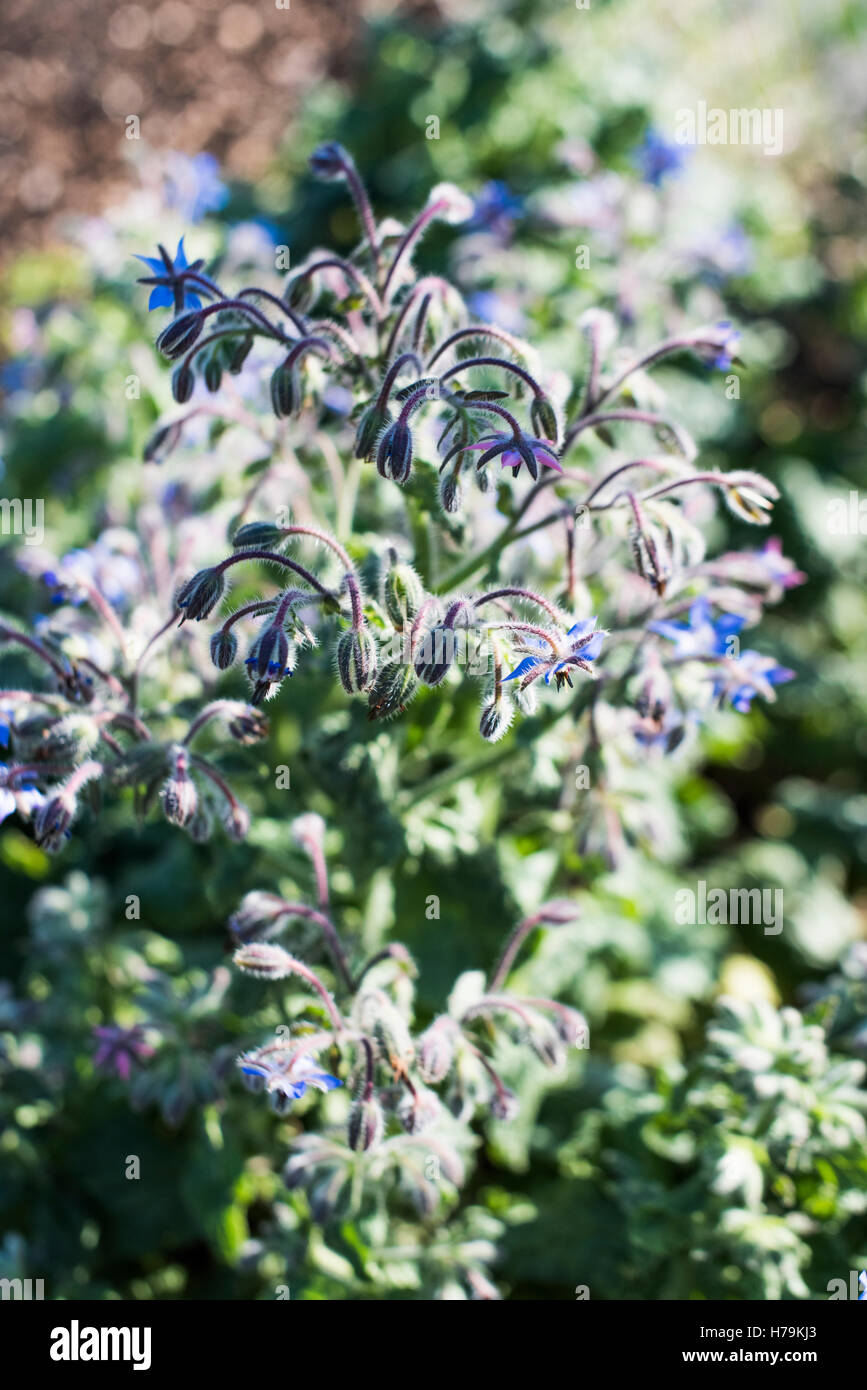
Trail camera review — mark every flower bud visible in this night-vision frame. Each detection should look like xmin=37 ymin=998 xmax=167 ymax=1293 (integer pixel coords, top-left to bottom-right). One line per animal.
xmin=270 ymin=359 xmax=302 ymax=419
xmin=143 ymin=420 xmax=183 ymax=464
xmin=336 ymin=627 xmax=378 ymax=694
xmin=397 ymin=1085 xmax=440 ymax=1135
xmin=439 ymin=472 xmax=463 ymax=514
xmin=203 ymin=356 xmax=223 ymax=393
xmin=231 ymin=521 xmax=285 ymax=551
xmin=226 ymin=707 xmax=269 ymax=745
xmin=229 ymin=890 xmax=289 ymax=942
xmin=233 ymin=941 xmax=296 ymax=979
xmin=210 ymin=628 xmax=238 ymax=670
xmin=367 ymin=660 xmax=418 ymax=722
xmin=354 ymin=401 xmax=392 ymax=461
xmin=490 ymin=1088 xmax=520 ymax=1122
xmin=414 ymin=624 xmax=459 ymax=687
xmin=249 ymin=624 xmax=291 ymax=681
xmin=308 ymin=141 xmax=351 ymax=181
xmin=418 ymin=1018 xmax=456 ymax=1084
xmin=171 ymin=363 xmax=195 ymax=404
xmin=227 ymin=334 xmax=253 ymax=374
xmin=188 ymin=804 xmax=214 ymax=844
xmin=347 ymin=1095 xmax=385 ymax=1152
xmin=382 ymin=560 xmax=424 ymax=630
xmin=376 ymin=420 xmax=413 ymax=485
xmin=428 ymin=182 xmax=474 ymax=225
xmin=530 ymin=394 xmax=559 ymax=443
xmin=527 ymin=1016 xmax=566 ymax=1068
xmin=156 ymin=310 xmax=203 ymax=360
xmin=222 ymin=802 xmax=250 ymax=841
xmin=176 ymin=566 xmax=225 ymax=622
xmin=479 ymin=696 xmax=513 ymax=743
xmin=161 ymin=745 xmax=197 ymax=827
xmin=34 ymin=789 xmax=77 ymax=852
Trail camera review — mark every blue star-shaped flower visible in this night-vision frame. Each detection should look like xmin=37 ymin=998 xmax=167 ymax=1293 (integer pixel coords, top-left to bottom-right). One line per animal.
xmin=649 ymin=597 xmax=745 ymax=658
xmin=239 ymin=1052 xmax=342 ymax=1104
xmin=504 ymin=618 xmax=605 ymax=690
xmin=134 ymin=238 xmax=204 ymax=313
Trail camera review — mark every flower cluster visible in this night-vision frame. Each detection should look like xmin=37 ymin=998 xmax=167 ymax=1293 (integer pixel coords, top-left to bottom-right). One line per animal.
xmin=230 ymin=814 xmax=587 ymax=1223
xmin=0 ymin=504 xmax=268 ymax=851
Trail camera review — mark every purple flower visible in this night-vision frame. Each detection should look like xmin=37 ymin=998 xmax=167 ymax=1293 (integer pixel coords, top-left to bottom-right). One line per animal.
xmin=92 ymin=1025 xmax=154 ymax=1081
xmin=504 ymin=618 xmax=605 ymax=690
xmin=464 ymin=433 xmax=562 ymax=481
xmin=754 ymin=537 xmax=806 ymax=590
xmin=650 ymin=597 xmax=745 ymax=658
xmin=634 ymin=129 xmax=688 ymax=187
xmin=134 ymin=237 xmax=204 ymax=313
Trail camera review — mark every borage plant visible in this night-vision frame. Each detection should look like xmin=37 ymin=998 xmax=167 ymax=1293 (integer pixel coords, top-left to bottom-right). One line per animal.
xmin=230 ymin=811 xmax=585 ymax=1294
xmin=0 ymin=145 xmax=805 ymax=1297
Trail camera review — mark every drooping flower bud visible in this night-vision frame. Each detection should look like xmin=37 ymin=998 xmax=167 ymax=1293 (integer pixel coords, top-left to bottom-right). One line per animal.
xmin=226 ymin=707 xmax=269 ymax=745
xmin=161 ymin=745 xmax=197 ymax=827
xmin=354 ymin=400 xmax=392 ymax=461
xmin=233 ymin=941 xmax=296 ymax=979
xmin=428 ymin=182 xmax=474 ymax=225
xmin=308 ymin=142 xmax=351 ymax=181
xmin=397 ymin=1085 xmax=441 ymax=1135
xmin=530 ymin=393 xmax=559 ymax=443
xmin=210 ymin=628 xmax=238 ymax=670
xmin=270 ymin=358 xmax=302 ymax=419
xmin=249 ymin=624 xmax=291 ymax=681
xmin=347 ymin=1095 xmax=385 ymax=1152
xmin=176 ymin=567 xmax=225 ymax=622
xmin=439 ymin=471 xmax=463 ymax=514
xmin=171 ymin=362 xmax=195 ymax=404
xmin=336 ymin=627 xmax=378 ymax=694
xmin=143 ymin=419 xmax=183 ymax=464
xmin=203 ymin=356 xmax=223 ymax=393
xmin=367 ymin=660 xmax=418 ymax=721
xmin=34 ymin=788 xmax=78 ymax=852
xmin=376 ymin=420 xmax=413 ymax=485
xmin=156 ymin=310 xmax=204 ymax=360
xmin=526 ymin=1015 xmax=567 ymax=1069
xmin=414 ymin=621 xmax=464 ymax=687
xmin=231 ymin=521 xmax=285 ymax=551
xmin=479 ymin=696 xmax=514 ymax=743
xmin=227 ymin=333 xmax=253 ymax=374
xmin=490 ymin=1087 xmax=520 ymax=1122
xmin=418 ymin=1017 xmax=457 ymax=1084
xmin=229 ymin=890 xmax=289 ymax=942
xmin=222 ymin=801 xmax=250 ymax=841
xmin=382 ymin=559 xmax=424 ymax=630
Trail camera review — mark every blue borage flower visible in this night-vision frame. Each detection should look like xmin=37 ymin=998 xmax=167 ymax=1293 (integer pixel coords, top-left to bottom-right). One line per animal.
xmin=238 ymin=1051 xmax=342 ymax=1104
xmin=650 ymin=598 xmax=794 ymax=711
xmin=634 ymin=128 xmax=688 ymax=187
xmin=504 ymin=618 xmax=606 ymax=691
xmin=164 ymin=152 xmax=228 ymax=224
xmin=714 ymin=650 xmax=795 ymax=712
xmin=649 ymin=596 xmax=745 ymax=658
xmin=134 ymin=237 xmax=205 ymax=313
